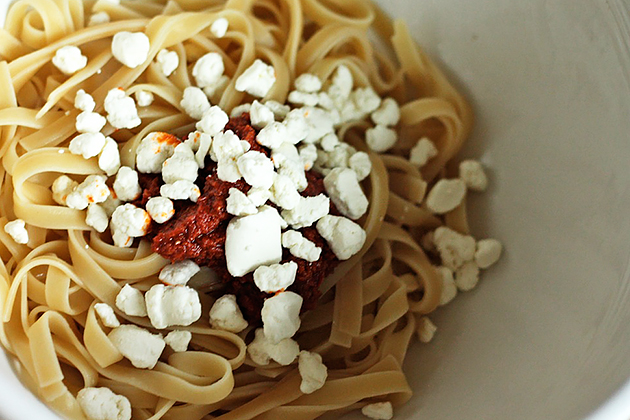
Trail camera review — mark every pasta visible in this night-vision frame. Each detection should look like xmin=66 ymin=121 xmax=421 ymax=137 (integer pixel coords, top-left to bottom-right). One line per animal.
xmin=0 ymin=0 xmax=497 ymax=419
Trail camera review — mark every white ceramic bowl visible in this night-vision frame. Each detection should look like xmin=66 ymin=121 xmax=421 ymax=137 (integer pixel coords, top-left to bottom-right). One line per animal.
xmin=2 ymin=0 xmax=630 ymax=419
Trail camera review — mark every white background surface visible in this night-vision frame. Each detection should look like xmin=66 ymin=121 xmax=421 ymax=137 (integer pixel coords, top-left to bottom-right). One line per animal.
xmin=1 ymin=0 xmax=630 ymax=419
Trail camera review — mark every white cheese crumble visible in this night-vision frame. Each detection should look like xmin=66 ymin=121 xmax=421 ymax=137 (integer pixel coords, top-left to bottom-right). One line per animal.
xmin=211 ymin=130 xmax=248 ymax=162
xmin=271 ymin=174 xmax=301 ymax=210
xmin=361 ymin=402 xmax=394 ymax=420
xmin=459 ymin=159 xmax=489 ymax=192
xmin=237 ymin=151 xmax=275 ymax=189
xmin=300 ymin=107 xmax=334 ymax=143
xmin=146 ymin=197 xmax=175 ymax=224
xmin=4 ymin=220 xmax=28 ymax=244
xmin=75 ymin=111 xmax=106 ymax=134
xmin=247 ymin=328 xmax=299 ymax=366
xmin=135 ymin=90 xmax=154 ymax=107
xmin=52 ymin=175 xmax=78 ymax=206
xmin=110 ymin=204 xmax=150 ymax=247
xmin=235 ymin=59 xmax=276 ymax=98
xmin=437 ymin=266 xmax=457 ymax=306
xmin=455 ymin=261 xmax=480 ymax=291
xmin=432 ymin=226 xmax=476 ymax=270
xmin=156 ymin=49 xmax=179 ymax=77
xmin=136 ymin=132 xmax=180 ymax=173
xmin=86 ymin=204 xmax=109 ymax=233
xmin=180 ymin=86 xmax=210 ymax=120
xmin=288 ymin=91 xmax=319 ymax=107
xmin=104 ymin=88 xmax=141 ymax=129
xmin=425 ymin=179 xmax=466 ymax=214
xmin=52 ymin=46 xmax=87 ymax=75
xmin=158 ymin=260 xmax=200 ymax=286
xmin=192 ymin=52 xmax=225 ymax=88
xmin=409 ymin=137 xmax=438 ymax=167
xmin=111 ymin=32 xmax=150 ymax=68
xmin=77 ymin=387 xmax=131 ymax=420
xmin=316 ymin=215 xmax=366 ymax=260
xmin=162 ymin=143 xmax=199 ymax=184
xmin=323 ymin=168 xmax=369 ymax=220
xmin=282 ymin=230 xmax=321 ymax=262
xmin=230 ymin=103 xmax=251 ymax=118
xmin=247 ymin=187 xmax=272 ymax=207
xmin=113 ymin=166 xmax=141 ymax=202
xmin=210 ymin=17 xmax=229 ymax=37
xmin=186 ymin=131 xmax=213 ymax=168
xmin=145 ymin=284 xmax=202 ymax=329
xmin=299 ymin=143 xmax=317 ymax=170
xmin=365 ymin=124 xmax=397 ymax=153
xmin=264 ymin=100 xmax=290 ymax=120
xmin=298 ymin=350 xmax=328 ymax=394
xmin=226 ymin=188 xmax=257 ymax=216
xmin=250 ymin=100 xmax=275 ymax=128
xmin=115 ymin=284 xmax=147 ymax=317
xmin=281 ymin=194 xmax=329 ymax=229
xmin=75 ymin=89 xmax=96 ymax=112
xmin=160 ymin=180 xmax=201 ymax=202
xmin=196 ymin=105 xmax=229 ymax=136
xmin=225 ymin=206 xmax=282 ymax=277
xmin=164 ymin=330 xmax=192 ymax=352
xmin=208 ymin=294 xmax=248 ymax=333
xmin=98 ymin=137 xmax=121 ymax=176
xmin=417 ymin=316 xmax=437 ymax=343
xmin=69 ymin=132 xmax=106 ymax=159
xmin=66 ymin=175 xmax=110 ymax=210
xmin=349 ymin=151 xmax=372 ymax=181
xmin=257 ymin=122 xmax=288 ymax=149
xmin=94 ymin=303 xmax=120 ymax=328
xmin=294 ymin=73 xmax=322 ymax=93
xmin=108 ymin=324 xmax=165 ymax=369
xmin=371 ymin=97 xmax=400 ymax=127
xmin=253 ymin=261 xmax=298 ymax=293
xmin=475 ymin=238 xmax=502 ymax=269
xmin=261 ymin=291 xmax=303 ymax=344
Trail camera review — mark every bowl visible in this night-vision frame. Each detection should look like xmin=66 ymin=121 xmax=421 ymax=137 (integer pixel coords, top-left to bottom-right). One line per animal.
xmin=2 ymin=0 xmax=630 ymax=419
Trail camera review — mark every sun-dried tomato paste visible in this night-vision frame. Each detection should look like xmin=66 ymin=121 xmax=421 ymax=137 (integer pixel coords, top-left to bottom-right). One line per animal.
xmin=144 ymin=114 xmax=340 ymax=321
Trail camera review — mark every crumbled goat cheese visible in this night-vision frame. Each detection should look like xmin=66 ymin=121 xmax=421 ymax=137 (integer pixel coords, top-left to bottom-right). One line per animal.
xmin=294 ymin=73 xmax=322 ymax=93
xmin=115 ymin=284 xmax=147 ymax=317
xmin=145 ymin=284 xmax=202 ymax=329
xmin=254 ymin=262 xmax=298 ymax=293
xmin=328 ymin=65 xmax=353 ymax=99
xmin=349 ymin=151 xmax=372 ymax=181
xmin=52 ymin=46 xmax=87 ymax=75
xmin=459 ymin=159 xmax=489 ymax=192
xmin=196 ymin=105 xmax=229 ymax=135
xmin=160 ymin=180 xmax=201 ymax=202
xmin=113 ymin=167 xmax=141 ymax=202
xmin=247 ymin=328 xmax=299 ymax=366
xmin=210 ymin=17 xmax=229 ymax=37
xmin=75 ymin=89 xmax=96 ymax=112
xmin=87 ymin=11 xmax=110 ymax=27
xmin=257 ymin=122 xmax=289 ymax=149
xmin=288 ymin=91 xmax=319 ymax=107
xmin=264 ymin=100 xmax=290 ymax=120
xmin=146 ymin=197 xmax=175 ymax=224
xmin=235 ymin=59 xmax=276 ymax=98
xmin=135 ymin=90 xmax=154 ymax=107
xmin=104 ymin=88 xmax=141 ymax=129
xmin=282 ymin=109 xmax=309 ymax=144
xmin=455 ymin=261 xmax=480 ymax=291
xmin=409 ymin=137 xmax=438 ymax=167
xmin=426 ymin=179 xmax=467 ymax=214
xmin=192 ymin=52 xmax=225 ymax=88
xmin=159 ymin=260 xmax=200 ymax=286
xmin=110 ymin=204 xmax=150 ymax=247
xmin=250 ymin=100 xmax=275 ymax=128
xmin=281 ymin=194 xmax=329 ymax=229
xmin=217 ymin=159 xmax=241 ymax=183
xmin=271 ymin=174 xmax=301 ymax=210
xmin=371 ymin=97 xmax=400 ymax=127
xmin=186 ymin=131 xmax=213 ymax=168
xmin=298 ymin=350 xmax=328 ymax=394
xmin=86 ymin=204 xmax=109 ymax=233
xmin=351 ymin=87 xmax=382 ymax=116
xmin=475 ymin=239 xmax=502 ymax=269
xmin=433 ymin=226 xmax=476 ymax=270
xmin=300 ymin=107 xmax=334 ymax=143
xmin=164 ymin=330 xmax=192 ymax=352
xmin=262 ymin=291 xmax=303 ymax=343
xmin=282 ymin=230 xmax=321 ymax=262
xmin=135 ymin=132 xmax=180 ymax=173
xmin=52 ymin=175 xmax=78 ymax=205
xmin=180 ymin=86 xmax=210 ymax=120
xmin=361 ymin=402 xmax=394 ymax=420
xmin=316 ymin=215 xmax=366 ymax=260
xmin=212 ymin=130 xmax=248 ymax=162
xmin=365 ymin=125 xmax=397 ymax=153
xmin=299 ymin=143 xmax=317 ymax=170
xmin=111 ymin=32 xmax=150 ymax=68
xmin=324 ymin=168 xmax=369 ymax=220
xmin=225 ymin=206 xmax=283 ymax=276
xmin=76 ymin=111 xmax=106 ymax=134
xmin=98 ymin=137 xmax=121 ymax=176
xmin=77 ymin=387 xmax=131 ymax=420
xmin=226 ymin=188 xmax=257 ymax=216
xmin=248 ymin=187 xmax=272 ymax=207
xmin=437 ymin=266 xmax=457 ymax=306
xmin=69 ymin=132 xmax=106 ymax=159
xmin=4 ymin=220 xmax=28 ymax=244
xmin=156 ymin=49 xmax=179 ymax=77
xmin=237 ymin=151 xmax=275 ymax=189
xmin=209 ymin=294 xmax=248 ymax=333
xmin=320 ymin=133 xmax=339 ymax=152
xmin=66 ymin=175 xmax=110 ymax=210
xmin=230 ymin=103 xmax=251 ymax=118
xmin=162 ymin=143 xmax=199 ymax=184
xmin=108 ymin=325 xmax=165 ymax=369
xmin=94 ymin=303 xmax=120 ymax=328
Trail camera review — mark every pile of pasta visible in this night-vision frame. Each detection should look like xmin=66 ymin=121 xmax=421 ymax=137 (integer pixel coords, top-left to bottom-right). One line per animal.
xmin=0 ymin=0 xmax=474 ymax=419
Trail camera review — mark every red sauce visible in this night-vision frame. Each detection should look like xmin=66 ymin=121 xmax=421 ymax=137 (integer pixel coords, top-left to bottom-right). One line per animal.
xmin=144 ymin=115 xmax=340 ymax=321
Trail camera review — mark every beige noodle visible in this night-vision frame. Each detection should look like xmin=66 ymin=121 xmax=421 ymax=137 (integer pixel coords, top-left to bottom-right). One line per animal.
xmin=0 ymin=0 xmax=474 ymax=419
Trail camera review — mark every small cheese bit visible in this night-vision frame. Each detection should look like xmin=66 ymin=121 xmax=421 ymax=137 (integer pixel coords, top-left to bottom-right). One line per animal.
xmin=108 ymin=325 xmax=165 ymax=369
xmin=145 ymin=284 xmax=202 ymax=329
xmin=52 ymin=46 xmax=87 ymax=75
xmin=94 ymin=303 xmax=120 ymax=328
xmin=164 ymin=330 xmax=192 ymax=352
xmin=158 ymin=260 xmax=200 ymax=286
xmin=209 ymin=294 xmax=248 ymax=333
xmin=77 ymin=387 xmax=131 ymax=420
xmin=111 ymin=32 xmax=150 ymax=68
xmin=247 ymin=328 xmax=299 ymax=366
xmin=417 ymin=316 xmax=437 ymax=343
xmin=4 ymin=220 xmax=28 ymax=244
xmin=115 ymin=284 xmax=147 ymax=317
xmin=235 ymin=59 xmax=276 ymax=98
xmin=298 ymin=350 xmax=328 ymax=394
xmin=425 ymin=179 xmax=466 ymax=214
xmin=104 ymin=88 xmax=141 ymax=129
xmin=192 ymin=52 xmax=225 ymax=89
xmin=261 ymin=291 xmax=303 ymax=343
xmin=361 ymin=402 xmax=394 ymax=420
xmin=156 ymin=49 xmax=179 ymax=77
